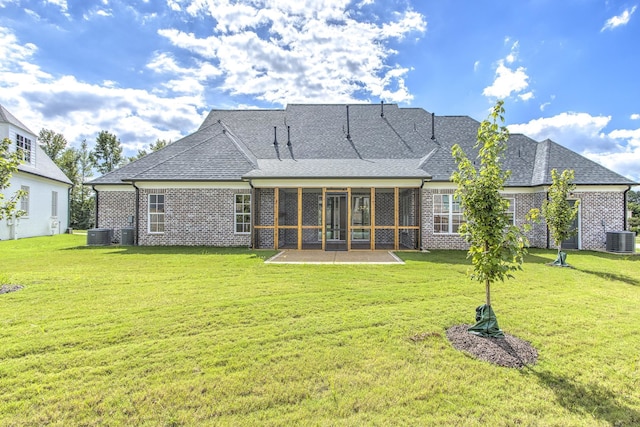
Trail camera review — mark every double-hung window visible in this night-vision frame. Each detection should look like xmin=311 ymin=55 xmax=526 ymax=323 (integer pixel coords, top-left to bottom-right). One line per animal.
xmin=51 ymin=191 xmax=58 ymax=217
xmin=504 ymin=198 xmax=515 ymax=225
xmin=235 ymin=194 xmax=251 ymax=234
xmin=16 ymin=135 xmax=32 ymax=163
xmin=148 ymin=194 xmax=165 ymax=233
xmin=433 ymin=194 xmax=463 ymax=234
xmin=20 ymin=186 xmax=30 ymax=216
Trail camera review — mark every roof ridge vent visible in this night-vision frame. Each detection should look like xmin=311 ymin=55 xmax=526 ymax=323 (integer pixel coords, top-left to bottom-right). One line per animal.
xmin=431 ymin=112 xmax=436 ymax=140
xmin=346 ymin=105 xmax=351 ymax=140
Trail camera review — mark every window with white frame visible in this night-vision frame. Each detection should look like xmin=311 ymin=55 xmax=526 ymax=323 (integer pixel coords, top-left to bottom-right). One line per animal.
xmin=16 ymin=134 xmax=32 ymax=163
xmin=433 ymin=194 xmax=463 ymax=234
xmin=235 ymin=194 xmax=251 ymax=234
xmin=504 ymin=197 xmax=515 ymax=225
xmin=148 ymin=194 xmax=165 ymax=233
xmin=51 ymin=191 xmax=58 ymax=217
xmin=20 ymin=186 xmax=29 ymax=216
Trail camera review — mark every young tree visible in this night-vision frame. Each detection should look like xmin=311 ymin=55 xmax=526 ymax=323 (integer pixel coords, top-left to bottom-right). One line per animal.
xmin=92 ymin=130 xmax=124 ymax=174
xmin=541 ymin=169 xmax=580 ymax=266
xmin=451 ymin=101 xmax=538 ymax=337
xmin=38 ymin=129 xmax=68 ymax=162
xmin=0 ymin=137 xmax=26 ymax=220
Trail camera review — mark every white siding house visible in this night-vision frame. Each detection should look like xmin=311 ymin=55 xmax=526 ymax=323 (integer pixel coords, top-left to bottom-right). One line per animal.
xmin=0 ymin=104 xmax=72 ymax=240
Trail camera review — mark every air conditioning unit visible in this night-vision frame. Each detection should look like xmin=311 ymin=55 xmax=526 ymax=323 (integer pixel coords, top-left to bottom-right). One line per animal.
xmin=87 ymin=228 xmax=112 ymax=246
xmin=121 ymin=227 xmax=135 ymax=246
xmin=606 ymin=231 xmax=636 ymax=253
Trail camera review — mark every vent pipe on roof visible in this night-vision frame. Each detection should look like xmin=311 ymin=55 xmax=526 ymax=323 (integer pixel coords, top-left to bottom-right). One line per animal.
xmin=287 ymin=126 xmax=291 ymax=147
xmin=380 ymin=100 xmax=384 ymax=118
xmin=273 ymin=126 xmax=278 ymax=146
xmin=431 ymin=112 xmax=436 ymax=140
xmin=346 ymin=105 xmax=351 ymax=140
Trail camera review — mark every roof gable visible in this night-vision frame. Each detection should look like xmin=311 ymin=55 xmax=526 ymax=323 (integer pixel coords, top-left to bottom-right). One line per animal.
xmin=1 ymin=104 xmax=71 ymax=185
xmin=0 ymin=104 xmax=35 ymax=135
xmin=531 ymin=139 xmax=634 ymax=185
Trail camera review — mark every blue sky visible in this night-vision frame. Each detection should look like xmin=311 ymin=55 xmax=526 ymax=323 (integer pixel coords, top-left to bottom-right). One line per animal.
xmin=1 ymin=0 xmax=638 ymax=182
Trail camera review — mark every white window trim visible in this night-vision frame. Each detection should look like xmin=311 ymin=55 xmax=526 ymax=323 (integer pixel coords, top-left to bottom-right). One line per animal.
xmin=234 ymin=193 xmax=251 ymax=235
xmin=147 ymin=194 xmax=165 ymax=234
xmin=16 ymin=134 xmax=33 ymax=164
xmin=504 ymin=197 xmax=515 ymax=226
xmin=51 ymin=191 xmax=58 ymax=218
xmin=20 ymin=185 xmax=30 ymax=217
xmin=433 ymin=194 xmax=463 ymax=235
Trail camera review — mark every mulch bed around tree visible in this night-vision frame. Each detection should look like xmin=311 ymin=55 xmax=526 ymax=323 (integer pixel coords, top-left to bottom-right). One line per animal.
xmin=0 ymin=285 xmax=24 ymax=294
xmin=446 ymin=324 xmax=538 ymax=369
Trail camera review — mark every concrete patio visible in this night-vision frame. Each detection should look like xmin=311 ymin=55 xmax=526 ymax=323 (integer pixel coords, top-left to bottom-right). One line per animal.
xmin=265 ymin=250 xmax=405 ymax=264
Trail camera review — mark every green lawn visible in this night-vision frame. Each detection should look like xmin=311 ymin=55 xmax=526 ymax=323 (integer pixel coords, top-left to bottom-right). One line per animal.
xmin=1 ymin=235 xmax=639 ymax=426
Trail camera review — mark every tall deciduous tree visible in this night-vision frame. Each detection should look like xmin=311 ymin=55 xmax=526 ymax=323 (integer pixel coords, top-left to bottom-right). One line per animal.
xmin=451 ymin=101 xmax=538 ymax=337
xmin=38 ymin=129 xmax=68 ymax=162
xmin=92 ymin=131 xmax=124 ymax=175
xmin=0 ymin=137 xmax=26 ymax=220
xmin=541 ymin=169 xmax=580 ymax=265
xmin=74 ymin=140 xmax=95 ymax=229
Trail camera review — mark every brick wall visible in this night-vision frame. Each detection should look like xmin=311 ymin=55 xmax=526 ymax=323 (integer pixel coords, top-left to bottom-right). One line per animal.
xmin=97 ymin=190 xmax=136 ymax=243
xmin=421 ymin=188 xmax=468 ymax=250
xmin=421 ymin=188 xmax=626 ymax=251
xmin=98 ymin=187 xmax=253 ymax=246
xmin=573 ymin=191 xmax=625 ymax=250
xmin=421 ymin=189 xmax=549 ymax=250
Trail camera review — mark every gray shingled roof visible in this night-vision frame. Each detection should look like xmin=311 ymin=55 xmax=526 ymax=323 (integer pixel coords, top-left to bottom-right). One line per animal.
xmin=0 ymin=104 xmax=35 ymax=134
xmin=18 ymin=144 xmax=73 ymax=185
xmin=90 ymin=104 xmax=636 ymax=187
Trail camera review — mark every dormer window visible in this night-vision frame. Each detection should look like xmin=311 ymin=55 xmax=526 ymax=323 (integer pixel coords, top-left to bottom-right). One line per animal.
xmin=16 ymin=134 xmax=32 ymax=163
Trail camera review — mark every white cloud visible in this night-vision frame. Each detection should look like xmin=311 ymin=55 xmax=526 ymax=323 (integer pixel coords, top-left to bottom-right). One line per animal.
xmin=0 ymin=26 xmax=204 ymax=156
xmin=519 ymin=91 xmax=534 ymax=101
xmin=601 ymin=6 xmax=637 ymax=31
xmin=157 ymin=0 xmax=426 ymax=104
xmin=509 ymin=112 xmax=612 ymax=150
xmin=483 ymin=41 xmax=530 ymax=99
xmin=509 ymin=112 xmax=640 ymax=182
xmin=483 ymin=61 xmax=529 ymax=98
xmin=631 ymin=113 xmax=640 ymax=120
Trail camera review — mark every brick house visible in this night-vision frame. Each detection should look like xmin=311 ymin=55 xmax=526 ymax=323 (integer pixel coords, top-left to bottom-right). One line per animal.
xmin=90 ymin=104 xmax=635 ymax=250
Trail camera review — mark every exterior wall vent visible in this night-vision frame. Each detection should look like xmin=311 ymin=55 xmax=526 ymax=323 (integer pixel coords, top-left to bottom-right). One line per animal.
xmin=605 ymin=231 xmax=636 ymax=253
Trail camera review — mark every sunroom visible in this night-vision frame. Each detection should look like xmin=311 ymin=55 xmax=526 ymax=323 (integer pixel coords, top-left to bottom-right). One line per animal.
xmin=251 ymin=185 xmax=423 ymax=251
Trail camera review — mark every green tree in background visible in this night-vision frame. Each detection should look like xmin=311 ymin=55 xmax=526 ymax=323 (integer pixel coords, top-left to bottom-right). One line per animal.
xmin=0 ymin=137 xmax=26 ymax=220
xmin=38 ymin=129 xmax=68 ymax=162
xmin=73 ymin=140 xmax=95 ymax=229
xmin=541 ymin=169 xmax=580 ymax=266
xmin=92 ymin=130 xmax=124 ymax=174
xmin=44 ymin=132 xmax=96 ymax=230
xmin=628 ymin=190 xmax=639 ymax=234
xmin=451 ymin=101 xmax=538 ymax=337
xmin=129 ymin=138 xmax=171 ymax=162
